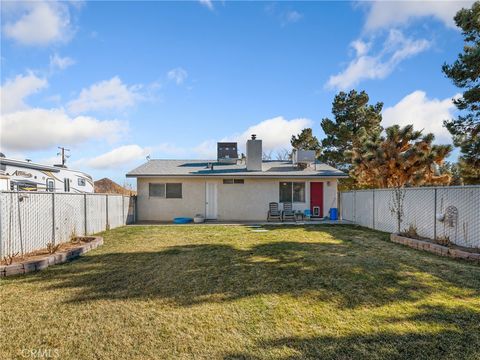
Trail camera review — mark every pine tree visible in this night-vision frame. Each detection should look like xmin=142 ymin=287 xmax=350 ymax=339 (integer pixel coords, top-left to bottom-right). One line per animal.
xmin=290 ymin=128 xmax=321 ymax=156
xmin=438 ymin=161 xmax=464 ymax=186
xmin=442 ymin=2 xmax=480 ymax=184
xmin=351 ymin=125 xmax=452 ymax=188
xmin=320 ymin=90 xmax=383 ymax=172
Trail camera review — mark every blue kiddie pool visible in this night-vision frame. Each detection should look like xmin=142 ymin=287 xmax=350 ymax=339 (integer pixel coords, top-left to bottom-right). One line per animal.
xmin=173 ymin=217 xmax=193 ymax=224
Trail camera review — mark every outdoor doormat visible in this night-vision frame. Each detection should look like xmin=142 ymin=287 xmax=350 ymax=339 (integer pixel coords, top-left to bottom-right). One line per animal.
xmin=0 ymin=236 xmax=103 ymax=277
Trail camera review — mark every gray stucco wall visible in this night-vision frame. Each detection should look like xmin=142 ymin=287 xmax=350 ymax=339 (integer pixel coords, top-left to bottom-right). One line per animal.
xmin=136 ymin=177 xmax=338 ymax=221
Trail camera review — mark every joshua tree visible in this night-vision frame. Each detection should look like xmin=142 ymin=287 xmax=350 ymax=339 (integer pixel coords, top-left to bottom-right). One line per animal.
xmin=350 ymin=125 xmax=452 ymax=188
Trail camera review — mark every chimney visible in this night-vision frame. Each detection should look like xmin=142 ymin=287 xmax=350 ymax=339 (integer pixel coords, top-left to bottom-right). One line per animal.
xmin=246 ymin=134 xmax=262 ymax=171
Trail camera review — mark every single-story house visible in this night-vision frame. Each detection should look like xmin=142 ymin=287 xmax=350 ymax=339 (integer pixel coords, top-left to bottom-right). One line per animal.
xmin=126 ymin=136 xmax=348 ymax=221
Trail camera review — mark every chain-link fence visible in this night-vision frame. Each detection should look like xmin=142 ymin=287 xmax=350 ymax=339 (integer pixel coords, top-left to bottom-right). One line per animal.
xmin=0 ymin=192 xmax=135 ymax=257
xmin=340 ymin=186 xmax=480 ymax=249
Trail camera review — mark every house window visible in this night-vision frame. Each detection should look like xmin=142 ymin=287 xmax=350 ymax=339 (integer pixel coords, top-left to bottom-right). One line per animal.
xmin=293 ymin=182 xmax=305 ymax=202
xmin=46 ymin=179 xmax=55 ymax=192
xmin=166 ymin=183 xmax=182 ymax=198
xmin=279 ymin=182 xmax=305 ymax=203
xmin=149 ymin=183 xmax=182 ymax=198
xmin=64 ymin=178 xmax=70 ymax=192
xmin=223 ymin=179 xmax=244 ymax=184
xmin=149 ymin=183 xmax=165 ymax=197
xmin=78 ymin=178 xmax=86 ymax=186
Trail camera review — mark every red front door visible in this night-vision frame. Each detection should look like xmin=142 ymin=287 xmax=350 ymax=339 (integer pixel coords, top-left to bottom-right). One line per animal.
xmin=310 ymin=182 xmax=323 ymax=217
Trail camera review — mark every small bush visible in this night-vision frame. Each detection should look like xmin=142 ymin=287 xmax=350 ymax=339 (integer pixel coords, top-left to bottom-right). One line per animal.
xmin=2 ymin=252 xmax=19 ymax=265
xmin=400 ymin=224 xmax=420 ymax=239
xmin=436 ymin=235 xmax=451 ymax=246
xmin=46 ymin=242 xmax=60 ymax=254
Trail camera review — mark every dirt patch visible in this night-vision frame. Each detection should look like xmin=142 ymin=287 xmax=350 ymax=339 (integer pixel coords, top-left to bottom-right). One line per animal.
xmin=1 ymin=237 xmax=99 ymax=265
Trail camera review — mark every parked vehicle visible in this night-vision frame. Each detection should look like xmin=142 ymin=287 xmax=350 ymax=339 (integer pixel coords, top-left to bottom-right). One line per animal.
xmin=0 ymin=155 xmax=94 ymax=193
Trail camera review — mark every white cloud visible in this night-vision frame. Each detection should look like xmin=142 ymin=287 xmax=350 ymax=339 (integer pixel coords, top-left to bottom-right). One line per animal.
xmin=167 ymin=68 xmax=188 ymax=85
xmin=49 ymin=53 xmax=75 ymax=70
xmin=199 ymin=0 xmax=214 ymax=11
xmin=327 ymin=30 xmax=430 ymax=90
xmin=283 ymin=10 xmax=303 ymax=25
xmin=265 ymin=4 xmax=303 ymax=26
xmin=0 ymin=72 xmax=48 ymax=114
xmin=193 ymin=140 xmax=217 ymax=159
xmin=3 ymin=1 xmax=73 ymax=46
xmin=351 ymin=39 xmax=371 ymax=57
xmin=67 ymin=76 xmax=143 ymax=114
xmin=144 ymin=116 xmax=312 ymax=160
xmin=383 ymin=90 xmax=457 ymax=143
xmin=364 ymin=1 xmax=475 ymax=31
xmin=84 ymin=145 xmax=149 ymax=169
xmin=225 ymin=116 xmax=312 ymax=153
xmin=155 ymin=143 xmax=188 ymax=157
xmin=1 ymin=108 xmax=126 ymax=152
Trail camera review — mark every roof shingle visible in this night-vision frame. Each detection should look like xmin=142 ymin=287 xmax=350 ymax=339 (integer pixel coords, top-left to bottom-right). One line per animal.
xmin=126 ymin=160 xmax=348 ymax=178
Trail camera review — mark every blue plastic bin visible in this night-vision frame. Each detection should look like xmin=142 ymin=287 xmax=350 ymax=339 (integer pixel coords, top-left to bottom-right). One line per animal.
xmin=329 ymin=208 xmax=338 ymax=221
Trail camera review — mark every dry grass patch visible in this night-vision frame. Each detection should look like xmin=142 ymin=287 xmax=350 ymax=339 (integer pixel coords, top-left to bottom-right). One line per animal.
xmin=1 ymin=225 xmax=479 ymax=359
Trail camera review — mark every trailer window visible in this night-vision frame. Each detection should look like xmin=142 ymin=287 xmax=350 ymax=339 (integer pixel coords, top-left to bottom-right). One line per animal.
xmin=78 ymin=178 xmax=86 ymax=186
xmin=17 ymin=182 xmax=37 ymax=191
xmin=64 ymin=178 xmax=70 ymax=192
xmin=46 ymin=179 xmax=55 ymax=192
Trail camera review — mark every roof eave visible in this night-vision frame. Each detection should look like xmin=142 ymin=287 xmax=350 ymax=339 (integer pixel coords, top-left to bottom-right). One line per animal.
xmin=126 ymin=173 xmax=348 ymax=178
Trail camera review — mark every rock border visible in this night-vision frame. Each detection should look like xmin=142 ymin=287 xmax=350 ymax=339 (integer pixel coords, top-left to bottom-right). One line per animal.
xmin=0 ymin=236 xmax=103 ymax=277
xmin=390 ymin=234 xmax=480 ymax=263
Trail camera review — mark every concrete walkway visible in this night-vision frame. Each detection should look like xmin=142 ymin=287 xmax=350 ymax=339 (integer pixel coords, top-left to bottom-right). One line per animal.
xmin=131 ymin=220 xmax=352 ymax=226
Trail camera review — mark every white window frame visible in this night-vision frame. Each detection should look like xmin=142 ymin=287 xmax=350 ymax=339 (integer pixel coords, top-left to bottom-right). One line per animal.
xmin=46 ymin=178 xmax=55 ymax=192
xmin=149 ymin=183 xmax=182 ymax=198
xmin=279 ymin=181 xmax=305 ymax=203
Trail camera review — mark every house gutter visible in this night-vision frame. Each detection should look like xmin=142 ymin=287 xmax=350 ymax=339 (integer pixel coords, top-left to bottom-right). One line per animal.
xmin=126 ymin=174 xmax=349 ymax=179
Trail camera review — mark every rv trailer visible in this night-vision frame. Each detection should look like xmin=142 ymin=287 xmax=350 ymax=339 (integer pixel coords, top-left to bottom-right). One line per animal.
xmin=0 ymin=156 xmax=94 ymax=193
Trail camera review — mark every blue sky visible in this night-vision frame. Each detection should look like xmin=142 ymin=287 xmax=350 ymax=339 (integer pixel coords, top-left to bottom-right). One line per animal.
xmin=0 ymin=1 xmax=473 ymax=186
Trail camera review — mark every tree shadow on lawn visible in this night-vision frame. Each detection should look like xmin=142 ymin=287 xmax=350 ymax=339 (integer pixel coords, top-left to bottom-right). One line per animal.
xmin=29 ymin=226 xmax=480 ymax=309
xmin=224 ymin=304 xmax=480 ymax=360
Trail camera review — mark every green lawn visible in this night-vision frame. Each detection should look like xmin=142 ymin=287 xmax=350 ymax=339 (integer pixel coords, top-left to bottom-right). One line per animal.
xmin=1 ymin=225 xmax=480 ymax=359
